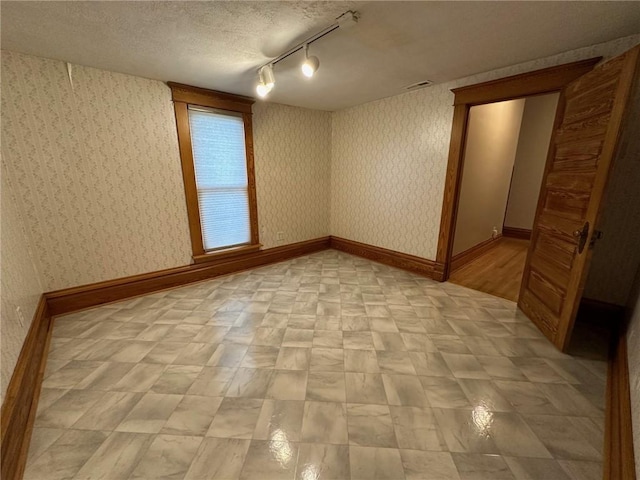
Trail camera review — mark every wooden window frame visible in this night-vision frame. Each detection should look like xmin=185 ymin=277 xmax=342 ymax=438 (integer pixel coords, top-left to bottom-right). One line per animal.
xmin=168 ymin=82 xmax=260 ymax=264
xmin=435 ymin=57 xmax=602 ymax=281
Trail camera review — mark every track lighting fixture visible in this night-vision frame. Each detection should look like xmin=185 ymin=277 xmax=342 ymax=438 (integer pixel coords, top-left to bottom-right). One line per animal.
xmin=256 ymin=64 xmax=275 ymax=98
xmin=255 ymin=10 xmax=359 ymax=98
xmin=301 ymin=44 xmax=320 ymax=78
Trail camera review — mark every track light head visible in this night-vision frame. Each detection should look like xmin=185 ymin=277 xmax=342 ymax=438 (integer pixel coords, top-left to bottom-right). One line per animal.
xmin=262 ymin=64 xmax=275 ymax=88
xmin=256 ymin=82 xmax=270 ymax=98
xmin=301 ymin=45 xmax=320 ymax=78
xmin=256 ymin=65 xmax=275 ymax=98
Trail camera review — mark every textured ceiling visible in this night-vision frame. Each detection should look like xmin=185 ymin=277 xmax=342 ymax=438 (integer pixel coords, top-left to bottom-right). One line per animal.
xmin=2 ymin=1 xmax=640 ymax=111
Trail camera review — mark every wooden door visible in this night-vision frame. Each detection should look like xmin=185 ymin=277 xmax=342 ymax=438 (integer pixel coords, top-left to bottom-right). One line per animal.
xmin=518 ymin=45 xmax=640 ymax=351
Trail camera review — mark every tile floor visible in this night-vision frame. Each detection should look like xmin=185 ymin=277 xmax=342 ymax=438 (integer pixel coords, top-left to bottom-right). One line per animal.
xmin=25 ymin=251 xmax=607 ymax=479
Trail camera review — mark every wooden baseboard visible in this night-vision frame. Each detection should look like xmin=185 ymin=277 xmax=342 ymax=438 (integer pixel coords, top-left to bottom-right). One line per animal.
xmin=604 ymin=320 xmax=637 ymax=480
xmin=1 ymin=296 xmax=53 ymax=480
xmin=502 ymin=226 xmax=532 ymax=240
xmin=46 ymin=237 xmax=331 ymax=316
xmin=2 ymin=237 xmax=331 ymax=479
xmin=3 ymin=235 xmax=638 ymax=480
xmin=578 ymin=298 xmax=626 ymax=325
xmin=450 ymin=234 xmax=503 ymax=273
xmin=329 ymin=236 xmax=445 ymax=281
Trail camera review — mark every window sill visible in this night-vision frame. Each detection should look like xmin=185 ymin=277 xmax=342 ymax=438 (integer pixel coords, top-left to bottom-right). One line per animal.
xmin=192 ymin=243 xmax=262 ymax=265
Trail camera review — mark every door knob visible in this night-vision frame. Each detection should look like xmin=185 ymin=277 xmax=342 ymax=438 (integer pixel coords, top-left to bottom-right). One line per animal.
xmin=574 ymin=221 xmax=589 ymax=254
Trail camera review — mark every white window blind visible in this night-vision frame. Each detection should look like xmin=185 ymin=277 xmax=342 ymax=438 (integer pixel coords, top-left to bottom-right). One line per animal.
xmin=188 ymin=106 xmax=251 ymax=251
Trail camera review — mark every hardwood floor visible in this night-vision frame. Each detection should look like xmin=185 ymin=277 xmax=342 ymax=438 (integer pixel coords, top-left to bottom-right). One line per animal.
xmin=449 ymin=237 xmax=529 ymax=302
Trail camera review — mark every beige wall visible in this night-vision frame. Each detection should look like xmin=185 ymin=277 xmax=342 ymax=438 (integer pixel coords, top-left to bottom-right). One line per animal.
xmin=331 ymin=34 xmax=640 ymax=260
xmin=1 ymin=51 xmax=192 ymax=290
xmin=452 ymin=99 xmax=525 ymax=255
xmin=0 ymin=50 xmax=332 ymax=293
xmin=0 ymin=51 xmax=332 ymax=399
xmin=625 ymin=266 xmax=640 ymax=480
xmin=1 ymin=162 xmax=45 ymax=401
xmin=253 ymin=102 xmax=331 ymax=248
xmin=583 ymin=64 xmax=640 ymax=306
xmin=2 ymin=35 xmax=640 ymax=404
xmin=504 ymin=93 xmax=559 ymax=230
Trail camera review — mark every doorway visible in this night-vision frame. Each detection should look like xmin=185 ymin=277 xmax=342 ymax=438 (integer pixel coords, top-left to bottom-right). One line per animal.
xmin=448 ymin=93 xmax=559 ymax=301
xmin=436 ymin=47 xmax=640 ymax=351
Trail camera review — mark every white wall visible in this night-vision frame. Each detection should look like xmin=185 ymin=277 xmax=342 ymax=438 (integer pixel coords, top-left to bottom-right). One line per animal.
xmin=504 ymin=93 xmax=559 ymax=230
xmin=0 ymin=162 xmax=45 ymax=401
xmin=452 ymin=100 xmax=525 ymax=255
xmin=331 ymin=34 xmax=640 ymax=260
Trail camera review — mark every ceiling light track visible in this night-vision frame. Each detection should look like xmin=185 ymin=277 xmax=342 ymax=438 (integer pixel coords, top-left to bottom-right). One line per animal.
xmin=255 ymin=10 xmax=359 ymax=97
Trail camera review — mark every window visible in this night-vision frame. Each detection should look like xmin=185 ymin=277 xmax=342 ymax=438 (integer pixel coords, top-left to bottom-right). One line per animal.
xmin=169 ymin=83 xmax=259 ymax=262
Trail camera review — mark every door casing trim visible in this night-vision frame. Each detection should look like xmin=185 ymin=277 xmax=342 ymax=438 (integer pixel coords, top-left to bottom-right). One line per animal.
xmin=436 ymin=57 xmax=602 ymax=281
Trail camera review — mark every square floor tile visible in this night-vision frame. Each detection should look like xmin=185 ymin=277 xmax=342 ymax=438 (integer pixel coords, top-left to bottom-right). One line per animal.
xmin=185 ymin=438 xmax=250 ymax=480
xmin=207 ymin=398 xmax=263 ymax=439
xmin=239 ymin=440 xmax=299 ymax=480
xmin=306 ymin=371 xmax=346 ymax=402
xmin=130 ymin=434 xmax=202 ymax=479
xmin=301 ymin=401 xmax=348 ymax=445
xmin=349 ymin=446 xmax=405 ymax=480
xmin=346 ymin=403 xmax=397 ymax=448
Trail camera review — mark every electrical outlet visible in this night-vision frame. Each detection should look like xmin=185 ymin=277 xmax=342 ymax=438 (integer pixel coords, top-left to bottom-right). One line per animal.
xmin=16 ymin=306 xmax=25 ymax=328
xmin=492 ymin=227 xmax=498 ymax=239
xmin=276 ymin=231 xmax=284 ymax=242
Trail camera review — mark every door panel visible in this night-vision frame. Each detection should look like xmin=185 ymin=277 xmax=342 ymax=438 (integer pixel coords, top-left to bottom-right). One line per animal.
xmin=519 ymin=46 xmax=640 ymax=350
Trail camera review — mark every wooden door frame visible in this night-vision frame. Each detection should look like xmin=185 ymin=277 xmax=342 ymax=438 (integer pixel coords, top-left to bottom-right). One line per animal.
xmin=435 ymin=57 xmax=602 ymax=281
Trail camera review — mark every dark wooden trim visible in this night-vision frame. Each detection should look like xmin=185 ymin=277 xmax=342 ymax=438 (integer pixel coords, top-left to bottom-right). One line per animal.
xmin=168 ymin=82 xmax=254 ymax=113
xmin=330 ymin=236 xmax=445 ymax=281
xmin=502 ymin=226 xmax=532 ymax=240
xmin=451 ymin=57 xmax=602 ymax=106
xmin=192 ymin=243 xmax=262 ymax=265
xmin=604 ymin=320 xmax=636 ymax=480
xmin=46 ymin=237 xmax=331 ymax=316
xmin=450 ymin=234 xmax=503 ymax=272
xmin=173 ymin=101 xmax=205 ymax=256
xmin=243 ymin=111 xmax=260 ymax=246
xmin=436 ymin=58 xmax=602 ymax=283
xmin=436 ymin=103 xmax=470 ymax=280
xmin=1 ymin=296 xmax=53 ymax=480
xmin=170 ymin=83 xmax=260 ymax=258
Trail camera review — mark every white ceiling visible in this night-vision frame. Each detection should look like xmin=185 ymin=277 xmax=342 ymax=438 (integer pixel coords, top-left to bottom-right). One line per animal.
xmin=2 ymin=1 xmax=640 ymax=111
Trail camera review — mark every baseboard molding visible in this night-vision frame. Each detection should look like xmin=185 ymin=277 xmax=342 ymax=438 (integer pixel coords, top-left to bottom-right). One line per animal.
xmin=604 ymin=321 xmax=637 ymax=480
xmin=2 ymin=236 xmax=636 ymax=480
xmin=1 ymin=296 xmax=53 ymax=480
xmin=329 ymin=236 xmax=445 ymax=281
xmin=578 ymin=298 xmax=626 ymax=325
xmin=46 ymin=236 xmax=331 ymax=316
xmin=502 ymin=226 xmax=532 ymax=240
xmin=450 ymin=234 xmax=503 ymax=273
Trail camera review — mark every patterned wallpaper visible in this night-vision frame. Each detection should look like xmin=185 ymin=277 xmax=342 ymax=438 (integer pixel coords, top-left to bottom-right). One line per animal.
xmin=1 ymin=51 xmax=332 ymax=292
xmin=1 ymin=51 xmax=193 ymax=291
xmin=2 ymin=36 xmax=639 ymax=408
xmin=1 ymin=162 xmax=44 ymax=401
xmin=583 ymin=60 xmax=640 ymax=306
xmin=253 ymin=102 xmax=331 ymax=248
xmin=331 ymin=34 xmax=640 ymax=260
xmin=625 ymin=269 xmax=640 ymax=480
